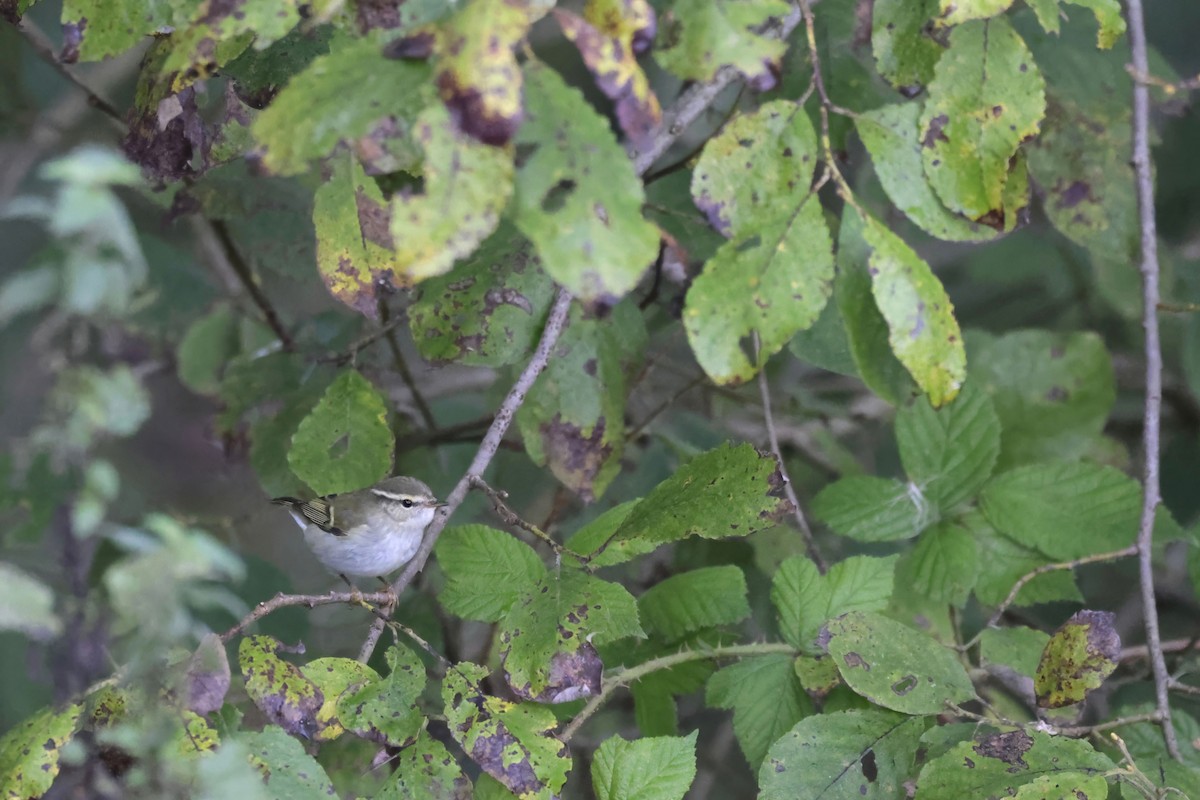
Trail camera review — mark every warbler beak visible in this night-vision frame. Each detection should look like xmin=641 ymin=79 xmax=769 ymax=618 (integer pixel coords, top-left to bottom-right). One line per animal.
xmin=433 ymin=501 xmax=449 ymax=508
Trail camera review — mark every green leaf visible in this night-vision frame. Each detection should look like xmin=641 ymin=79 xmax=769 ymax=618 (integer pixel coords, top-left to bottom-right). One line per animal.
xmin=239 ymin=635 xmax=323 ymax=740
xmin=685 ymin=101 xmax=834 ymax=385
xmin=389 ymin=103 xmax=514 ymax=282
xmin=915 ymin=730 xmax=1112 ymax=799
xmin=436 ymin=525 xmax=548 ymax=622
xmin=654 ymin=0 xmax=791 ymax=85
xmin=1026 ymin=0 xmax=1125 ymax=47
xmin=813 ymin=476 xmax=932 ymax=543
xmin=824 ymin=611 xmax=976 ymax=714
xmin=0 ymin=562 xmax=61 ymax=641
xmin=338 ymin=642 xmax=426 ymax=745
xmin=427 ymin=0 xmax=533 ymax=145
xmin=896 ymin=382 xmax=1000 ymax=511
xmin=1013 ymin=773 xmax=1109 ymax=799
xmin=638 ymin=566 xmax=750 ymax=642
xmin=969 ymin=330 xmax=1115 ymax=468
xmin=858 ymin=212 xmax=967 ymax=407
xmin=177 ymin=304 xmax=239 ymax=395
xmin=0 ymin=704 xmax=81 ymax=800
xmin=377 ymin=728 xmax=472 ymax=799
xmin=972 ymin=513 xmax=1082 ymax=607
xmin=980 ymin=627 xmax=1051 ymax=677
xmin=312 ymin=151 xmax=407 ymax=319
xmin=252 ymin=35 xmax=431 ymax=175
xmin=287 ymin=369 xmax=393 ymax=496
xmin=980 ymin=462 xmax=1140 ymax=560
xmin=61 ymin=0 xmax=181 ymax=62
xmin=443 ymin=662 xmax=571 ymax=798
xmin=871 ymin=0 xmax=942 ymax=91
xmin=788 ymin=293 xmax=859 ymax=376
xmin=409 ymin=223 xmax=554 ymax=367
xmin=574 ymin=443 xmax=790 ymax=566
xmin=300 ymin=656 xmax=379 ymax=742
xmin=1035 ymin=610 xmax=1119 ymax=708
xmin=241 ymin=726 xmax=338 ymax=800
xmin=936 ymin=0 xmax=1014 ymax=26
xmin=919 ymin=17 xmax=1046 ymax=221
xmin=516 ymin=301 xmax=647 ymax=502
xmin=835 ymin=213 xmax=916 ymax=405
xmin=592 ymin=731 xmax=697 ymax=800
xmin=897 ymin=523 xmax=979 ymax=608
xmin=706 ymin=655 xmax=813 ymax=771
xmin=500 ymin=569 xmax=643 ymax=702
xmin=857 ymin=103 xmax=997 ymax=243
xmin=772 ymin=555 xmax=898 ymax=651
xmin=513 ymin=62 xmax=659 ymax=302
xmin=760 ymin=708 xmax=927 ymax=800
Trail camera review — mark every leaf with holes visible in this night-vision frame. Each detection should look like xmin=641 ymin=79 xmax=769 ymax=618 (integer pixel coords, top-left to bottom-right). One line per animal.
xmin=858 ymin=212 xmax=966 ymax=407
xmin=684 ymin=101 xmax=832 ymax=385
xmin=512 ymin=62 xmax=659 ymax=302
xmin=919 ymin=17 xmax=1045 ymax=222
xmin=772 ymin=555 xmax=898 ymax=652
xmin=760 ymin=709 xmax=927 ymax=800
xmin=288 ymin=370 xmax=393 ymax=496
xmin=500 ymin=568 xmax=643 ymax=703
xmin=516 ymin=301 xmax=646 ymax=502
xmin=389 ymin=103 xmax=514 ymax=283
xmin=443 ymin=662 xmax=571 ymax=798
xmin=823 ymin=611 xmax=976 ymax=714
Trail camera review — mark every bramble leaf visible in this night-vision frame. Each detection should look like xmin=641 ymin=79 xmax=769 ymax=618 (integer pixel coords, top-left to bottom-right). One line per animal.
xmin=288 ymin=370 xmax=393 ymax=496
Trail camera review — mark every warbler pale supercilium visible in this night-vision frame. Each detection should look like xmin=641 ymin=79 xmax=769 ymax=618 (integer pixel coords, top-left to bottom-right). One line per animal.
xmin=271 ymin=476 xmax=444 ymax=586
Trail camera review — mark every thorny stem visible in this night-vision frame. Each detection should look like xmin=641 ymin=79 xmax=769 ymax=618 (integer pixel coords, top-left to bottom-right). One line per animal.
xmin=1125 ymin=0 xmax=1181 ymax=760
xmin=560 ymin=643 xmax=799 ymax=742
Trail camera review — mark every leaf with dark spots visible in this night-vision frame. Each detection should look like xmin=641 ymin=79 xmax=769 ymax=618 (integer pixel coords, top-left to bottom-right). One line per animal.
xmin=921 ymin=113 xmax=950 ymax=147
xmin=973 ymin=729 xmax=1032 ymax=768
xmin=1034 ymin=609 xmax=1120 ymax=708
xmin=239 ymin=635 xmax=324 ymax=740
xmin=336 ymin=643 xmax=426 ymax=745
xmin=508 ymin=642 xmax=603 ymax=703
xmin=554 ymin=0 xmax=661 ymax=149
xmin=120 ymin=41 xmax=206 ymax=184
xmin=442 ymin=662 xmax=571 ymax=798
xmin=183 ymin=633 xmax=230 ymax=716
xmin=861 ymin=748 xmax=878 ymax=782
xmin=385 ymin=729 xmax=473 ymax=799
xmin=517 ymin=301 xmax=646 ymax=501
xmin=655 ymin=0 xmax=791 ymax=85
xmin=410 ymin=223 xmax=555 ymax=367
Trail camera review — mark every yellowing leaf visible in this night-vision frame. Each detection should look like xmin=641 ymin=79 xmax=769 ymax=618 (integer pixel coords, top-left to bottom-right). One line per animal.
xmin=161 ymin=0 xmax=304 ymax=91
xmin=936 ymin=0 xmax=1014 ymax=26
xmin=919 ymin=17 xmax=1045 ymax=223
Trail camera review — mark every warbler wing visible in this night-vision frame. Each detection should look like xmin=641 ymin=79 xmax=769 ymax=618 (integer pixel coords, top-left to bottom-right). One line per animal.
xmin=272 ymin=495 xmax=345 ymax=536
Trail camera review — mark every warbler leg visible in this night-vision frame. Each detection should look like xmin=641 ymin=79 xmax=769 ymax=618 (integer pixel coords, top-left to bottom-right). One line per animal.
xmin=376 ymin=576 xmax=398 ymax=608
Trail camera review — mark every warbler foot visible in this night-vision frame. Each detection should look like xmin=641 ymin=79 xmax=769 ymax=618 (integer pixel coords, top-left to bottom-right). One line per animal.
xmin=376 ymin=576 xmax=397 ymax=608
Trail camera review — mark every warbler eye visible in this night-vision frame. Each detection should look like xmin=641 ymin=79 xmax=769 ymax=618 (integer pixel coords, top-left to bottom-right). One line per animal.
xmin=401 ymin=499 xmax=414 ymax=508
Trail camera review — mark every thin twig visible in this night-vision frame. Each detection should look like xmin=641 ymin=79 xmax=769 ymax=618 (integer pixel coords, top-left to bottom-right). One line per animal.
xmin=357 ymin=286 xmax=575 ymax=661
xmin=796 ymin=0 xmax=856 ymax=119
xmin=318 ymin=315 xmax=409 ymax=364
xmin=1166 ymin=679 xmax=1200 ymax=697
xmin=968 ymin=546 xmax=1139 ymax=646
xmin=560 ymin=642 xmax=798 ymax=742
xmin=1125 ymin=65 xmax=1200 ymax=96
xmin=629 ymin=4 xmax=803 ymax=174
xmin=209 ymin=219 xmax=296 ymax=352
xmin=755 ymin=336 xmax=826 ymax=572
xmin=1126 ymin=0 xmax=1181 ymax=761
xmin=220 ymin=589 xmax=393 ymax=642
xmin=15 ymin=18 xmax=126 ymax=126
xmin=379 ymin=300 xmax=437 ymax=430
xmin=468 ymin=476 xmax=586 ymax=562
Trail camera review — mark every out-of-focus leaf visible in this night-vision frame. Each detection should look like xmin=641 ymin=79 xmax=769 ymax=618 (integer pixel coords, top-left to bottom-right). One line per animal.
xmin=707 ymin=655 xmax=813 ymax=771
xmin=500 ymin=569 xmax=643 ymax=702
xmin=858 ymin=212 xmax=966 ymax=407
xmin=655 ymin=0 xmax=791 ymax=86
xmin=288 ymin=369 xmax=393 ymax=496
xmin=570 ymin=443 xmax=790 ymax=566
xmin=517 ymin=301 xmax=646 ymax=502
xmin=121 ymin=39 xmax=206 ymax=183
xmin=1025 ymin=0 xmax=1125 ymax=47
xmin=177 ymin=304 xmax=239 ymax=395
xmin=443 ymin=662 xmax=571 ymax=798
xmin=33 ymin=365 xmax=151 ymax=455
xmin=555 ymin=0 xmax=660 ymax=148
xmin=60 ymin=0 xmax=183 ymax=62
xmin=919 ymin=18 xmax=1045 ymax=223
xmin=0 ymin=562 xmax=60 ymax=641
xmin=253 ymin=35 xmax=431 ymax=176
xmin=389 ymin=103 xmax=514 ymax=282
xmin=969 ymin=330 xmax=1115 ymax=469
xmin=241 ymin=726 xmax=338 ymax=798
xmin=0 ymin=704 xmax=81 ymax=800
xmin=936 ymin=0 xmax=1014 ymax=26
xmin=409 ymin=223 xmax=554 ymax=367
xmin=872 ymin=0 xmax=942 ymax=92
xmin=824 ymin=611 xmax=976 ymax=714
xmin=760 ymin=709 xmax=926 ymax=800
xmin=1035 ymin=609 xmax=1119 ymax=708
xmin=513 ymin=62 xmax=658 ymax=303
xmin=685 ymin=100 xmax=834 ymax=385
xmin=772 ymin=555 xmax=898 ymax=651
xmin=593 ymin=731 xmax=697 ymax=800
xmin=183 ymin=633 xmax=231 ymax=716
xmin=161 ymin=0 xmax=304 ymax=91
xmin=0 ymin=266 xmax=59 ymax=325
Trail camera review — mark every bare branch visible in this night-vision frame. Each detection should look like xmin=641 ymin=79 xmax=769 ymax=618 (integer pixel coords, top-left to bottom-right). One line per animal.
xmin=220 ymin=589 xmax=393 ymax=643
xmin=1126 ymin=0 xmax=1181 ymax=760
